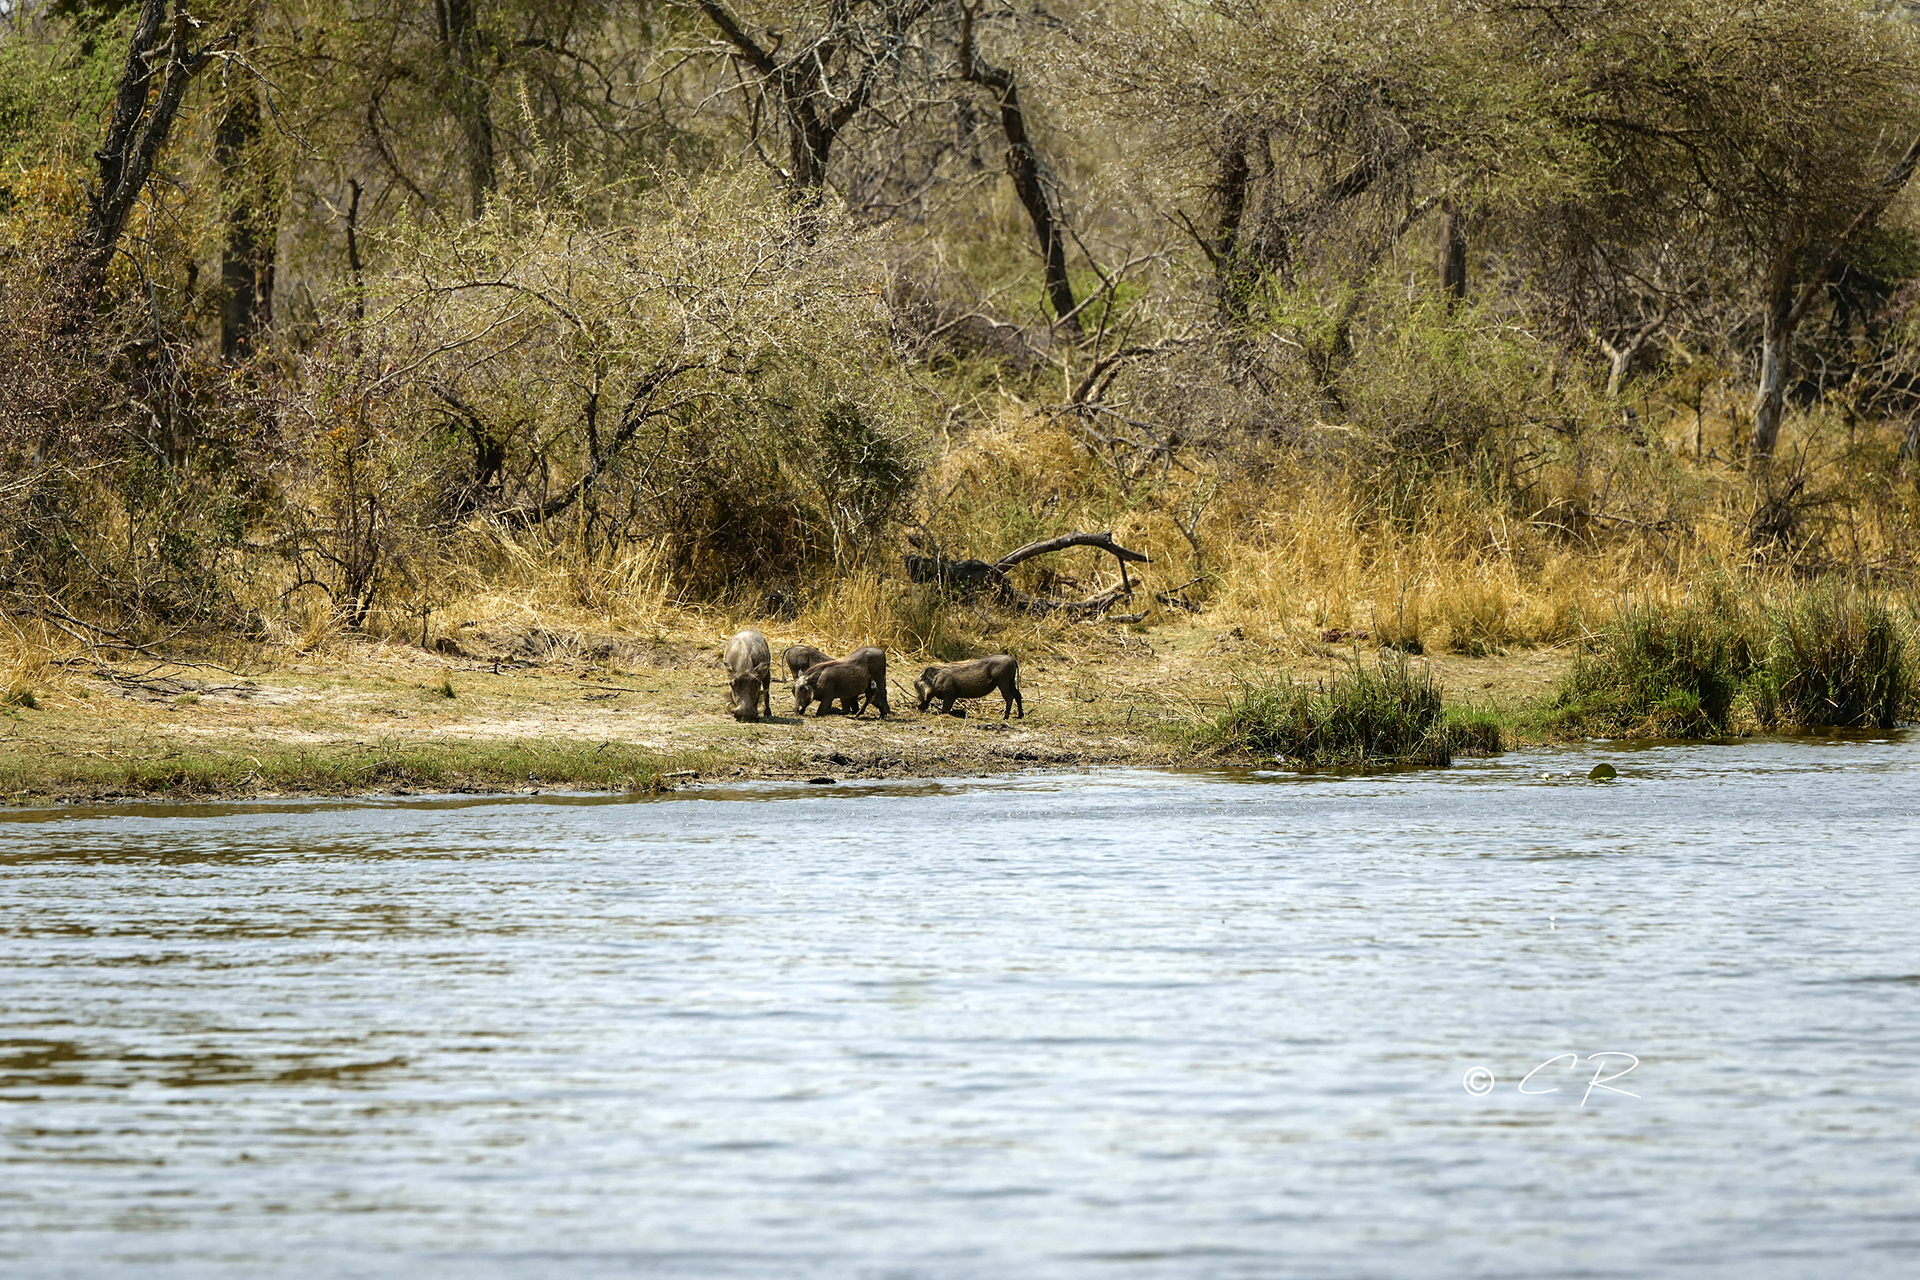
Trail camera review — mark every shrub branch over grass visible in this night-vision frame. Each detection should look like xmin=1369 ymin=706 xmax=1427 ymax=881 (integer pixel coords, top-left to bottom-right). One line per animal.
xmin=1188 ymin=658 xmax=1466 ymax=768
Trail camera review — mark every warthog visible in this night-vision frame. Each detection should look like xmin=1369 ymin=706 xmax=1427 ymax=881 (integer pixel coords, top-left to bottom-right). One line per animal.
xmin=783 ymin=644 xmax=836 ymax=712
xmin=782 ymin=644 xmax=834 ymax=682
xmin=723 ymin=629 xmax=773 ymax=722
xmin=914 ymin=655 xmax=1023 ymax=719
xmin=795 ymin=658 xmax=871 ymax=717
xmin=846 ymin=646 xmax=889 ymax=716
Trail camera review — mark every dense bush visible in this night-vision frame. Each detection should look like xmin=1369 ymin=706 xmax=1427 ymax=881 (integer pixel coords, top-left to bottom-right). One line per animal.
xmin=1554 ymin=585 xmax=1914 ymax=737
xmin=286 ymin=182 xmax=927 ymax=614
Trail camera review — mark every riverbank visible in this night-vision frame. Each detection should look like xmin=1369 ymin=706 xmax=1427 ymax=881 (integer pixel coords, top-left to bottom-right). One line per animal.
xmin=0 ymin=614 xmax=1575 ymax=804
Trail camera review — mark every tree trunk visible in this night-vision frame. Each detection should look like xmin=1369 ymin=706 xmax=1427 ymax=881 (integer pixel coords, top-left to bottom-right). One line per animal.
xmin=1750 ymin=250 xmax=1796 ymax=457
xmin=1439 ymin=201 xmax=1468 ymax=305
xmin=441 ymin=0 xmax=495 ymax=219
xmin=64 ymin=0 xmax=219 ymax=316
xmin=215 ymin=94 xmax=276 ymax=360
xmin=960 ymin=5 xmax=1078 ymax=335
xmin=1748 ymin=135 xmax=1920 ymax=457
xmin=993 ymin=77 xmax=1078 ymax=334
xmin=1211 ymin=122 xmax=1253 ymax=321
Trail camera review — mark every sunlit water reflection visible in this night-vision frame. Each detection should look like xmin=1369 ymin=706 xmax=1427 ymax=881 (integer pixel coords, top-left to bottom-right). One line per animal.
xmin=3 ymin=736 xmax=1918 ymax=1278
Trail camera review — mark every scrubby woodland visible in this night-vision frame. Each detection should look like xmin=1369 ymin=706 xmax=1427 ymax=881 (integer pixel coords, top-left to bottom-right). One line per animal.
xmin=6 ymin=0 xmax=1920 ymax=670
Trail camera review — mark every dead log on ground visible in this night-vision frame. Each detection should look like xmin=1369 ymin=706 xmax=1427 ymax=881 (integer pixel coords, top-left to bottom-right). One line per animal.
xmin=904 ymin=530 xmax=1150 ymax=619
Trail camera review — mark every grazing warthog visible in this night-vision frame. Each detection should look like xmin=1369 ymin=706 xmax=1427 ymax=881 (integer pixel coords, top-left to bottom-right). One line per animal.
xmin=914 ymin=655 xmax=1023 ymax=719
xmin=795 ymin=658 xmax=871 ymax=717
xmin=723 ymin=629 xmax=773 ymax=722
xmin=782 ymin=644 xmax=834 ymax=682
xmin=783 ymin=644 xmax=836 ymax=712
xmin=846 ymin=646 xmax=889 ymax=716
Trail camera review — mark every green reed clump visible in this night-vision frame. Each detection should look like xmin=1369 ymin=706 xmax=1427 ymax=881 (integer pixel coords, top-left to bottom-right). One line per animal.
xmin=1552 ymin=597 xmax=1758 ymax=738
xmin=1448 ymin=709 xmax=1504 ymax=756
xmin=1191 ymin=658 xmax=1455 ymax=768
xmin=1751 ymin=585 xmax=1909 ymax=729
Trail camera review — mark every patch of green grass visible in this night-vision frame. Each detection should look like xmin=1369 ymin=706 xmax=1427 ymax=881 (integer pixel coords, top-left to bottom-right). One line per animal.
xmin=1548 ymin=581 xmax=1916 ymax=738
xmin=1447 ymin=707 xmax=1504 ymax=756
xmin=0 ymin=739 xmax=718 ymax=803
xmin=1751 ymin=585 xmax=1909 ymax=730
xmin=1186 ymin=657 xmax=1456 ymax=768
xmin=3 ymin=687 xmax=38 ymax=710
xmin=1551 ymin=597 xmax=1757 ymax=738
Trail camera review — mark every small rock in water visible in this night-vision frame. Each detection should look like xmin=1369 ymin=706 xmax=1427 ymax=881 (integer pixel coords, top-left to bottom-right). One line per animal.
xmin=1588 ymin=763 xmax=1618 ymax=781
xmin=807 ymin=776 xmax=837 ymax=785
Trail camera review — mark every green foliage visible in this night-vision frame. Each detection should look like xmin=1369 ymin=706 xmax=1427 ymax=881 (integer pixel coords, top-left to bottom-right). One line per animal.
xmin=1448 ymin=708 xmax=1503 ymax=756
xmin=1553 ymin=598 xmax=1757 ymax=738
xmin=1751 ymin=586 xmax=1909 ymax=730
xmin=1554 ymin=584 xmax=1914 ymax=736
xmin=0 ymin=8 xmax=124 ymax=174
xmin=292 ymin=178 xmax=929 ymax=610
xmin=1190 ymin=658 xmax=1456 ymax=768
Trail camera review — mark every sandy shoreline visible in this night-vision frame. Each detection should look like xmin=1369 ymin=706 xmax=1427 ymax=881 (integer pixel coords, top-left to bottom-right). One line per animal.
xmin=1 ymin=617 xmax=1575 ymax=805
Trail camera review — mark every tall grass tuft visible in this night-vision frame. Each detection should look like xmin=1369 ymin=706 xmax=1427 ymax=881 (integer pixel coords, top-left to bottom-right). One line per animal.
xmin=1753 ymin=586 xmax=1908 ymax=729
xmin=1448 ymin=709 xmax=1504 ymax=756
xmin=1 ymin=639 xmax=50 ymax=711
xmin=1190 ymin=658 xmax=1455 ymax=768
xmin=1553 ymin=599 xmax=1756 ymax=738
xmin=791 ymin=573 xmax=988 ymax=662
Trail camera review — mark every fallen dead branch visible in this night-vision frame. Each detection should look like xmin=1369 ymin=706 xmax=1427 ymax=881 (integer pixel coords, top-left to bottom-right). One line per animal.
xmin=904 ymin=529 xmax=1150 ymax=619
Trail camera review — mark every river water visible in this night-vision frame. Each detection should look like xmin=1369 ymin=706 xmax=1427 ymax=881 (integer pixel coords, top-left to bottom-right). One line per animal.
xmin=2 ymin=737 xmax=1917 ymax=1278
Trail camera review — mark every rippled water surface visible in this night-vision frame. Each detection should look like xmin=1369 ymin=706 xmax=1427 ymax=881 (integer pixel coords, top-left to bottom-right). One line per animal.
xmin=4 ymin=737 xmax=1919 ymax=1278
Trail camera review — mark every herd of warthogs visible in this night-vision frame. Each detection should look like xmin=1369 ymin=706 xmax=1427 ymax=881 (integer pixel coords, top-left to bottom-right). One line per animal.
xmin=722 ymin=630 xmax=1024 ymax=724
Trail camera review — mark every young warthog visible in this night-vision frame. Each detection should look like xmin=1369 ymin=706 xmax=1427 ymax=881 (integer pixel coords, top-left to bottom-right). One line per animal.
xmin=914 ymin=655 xmax=1023 ymax=719
xmin=795 ymin=658 xmax=871 ymax=717
xmin=723 ymin=629 xmax=774 ymax=722
xmin=783 ymin=644 xmax=836 ymax=712
xmin=782 ymin=644 xmax=834 ymax=682
xmin=846 ymin=645 xmax=889 ymax=716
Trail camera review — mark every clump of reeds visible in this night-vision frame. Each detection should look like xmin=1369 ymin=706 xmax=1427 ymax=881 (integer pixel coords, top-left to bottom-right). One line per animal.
xmin=1552 ymin=596 xmax=1757 ymax=737
xmin=1553 ymin=581 xmax=1916 ymax=737
xmin=1448 ymin=709 xmax=1504 ymax=756
xmin=1189 ymin=657 xmax=1455 ymax=768
xmin=1750 ymin=585 xmax=1908 ymax=730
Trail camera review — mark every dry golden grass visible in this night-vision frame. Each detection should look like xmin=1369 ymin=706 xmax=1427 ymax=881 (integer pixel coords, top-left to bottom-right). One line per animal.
xmin=915 ymin=400 xmax=1917 ymax=666
xmin=23 ymin=390 xmax=1914 ymax=708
